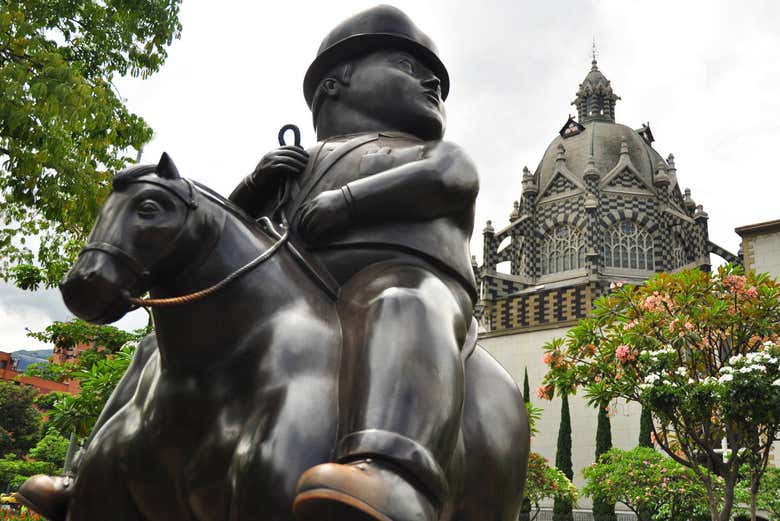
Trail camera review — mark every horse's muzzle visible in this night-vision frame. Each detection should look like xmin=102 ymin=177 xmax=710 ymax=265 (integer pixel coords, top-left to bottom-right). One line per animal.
xmin=60 ymin=252 xmax=136 ymax=324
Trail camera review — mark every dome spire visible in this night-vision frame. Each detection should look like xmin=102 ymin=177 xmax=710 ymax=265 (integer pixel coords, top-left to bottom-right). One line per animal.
xmin=572 ymin=49 xmax=620 ymax=124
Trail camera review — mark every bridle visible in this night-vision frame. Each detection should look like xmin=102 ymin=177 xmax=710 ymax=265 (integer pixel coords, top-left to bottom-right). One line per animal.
xmin=82 ymin=124 xmax=302 ymax=309
xmin=126 ymin=215 xmax=289 ymax=308
xmin=79 ymin=181 xmax=289 ymax=309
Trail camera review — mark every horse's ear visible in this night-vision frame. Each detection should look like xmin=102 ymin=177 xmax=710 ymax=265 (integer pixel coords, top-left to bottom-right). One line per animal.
xmin=157 ymin=152 xmax=180 ymax=179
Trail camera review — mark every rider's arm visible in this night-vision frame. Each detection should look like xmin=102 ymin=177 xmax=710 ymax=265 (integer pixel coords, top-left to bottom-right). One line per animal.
xmin=228 ymin=173 xmax=280 ymax=219
xmin=230 ymin=145 xmax=309 ymax=218
xmin=345 ymin=140 xmax=478 ymax=221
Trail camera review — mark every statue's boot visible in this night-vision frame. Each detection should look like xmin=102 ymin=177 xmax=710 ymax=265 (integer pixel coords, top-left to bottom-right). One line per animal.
xmin=15 ymin=474 xmax=72 ymax=521
xmin=293 ymin=459 xmax=437 ymax=521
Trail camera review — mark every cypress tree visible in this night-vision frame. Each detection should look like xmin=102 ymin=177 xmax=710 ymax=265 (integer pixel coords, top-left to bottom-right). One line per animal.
xmin=638 ymin=406 xmax=653 ymax=448
xmin=523 ymin=367 xmax=530 ymax=404
xmin=592 ymin=404 xmax=616 ymax=521
xmin=553 ymin=393 xmax=573 ymax=521
xmin=520 ymin=367 xmax=531 ymax=519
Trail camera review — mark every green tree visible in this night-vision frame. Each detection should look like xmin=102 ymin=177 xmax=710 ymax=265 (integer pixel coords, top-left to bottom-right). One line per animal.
xmin=0 ymin=0 xmax=182 ymax=289
xmin=736 ymin=466 xmax=780 ymax=521
xmin=0 ymin=453 xmax=56 ymax=493
xmin=27 ymin=427 xmax=69 ymax=468
xmin=521 ymin=366 xmax=532 ymax=517
xmin=541 ymin=266 xmax=780 ymax=521
xmin=553 ymin=393 xmax=573 ymax=521
xmin=592 ymin=405 xmax=615 ymax=521
xmin=26 ymin=319 xmax=148 ymax=355
xmin=524 ymin=452 xmax=578 ymax=521
xmin=523 ymin=366 xmax=530 ymax=403
xmin=0 ymin=381 xmax=41 ymax=455
xmin=583 ymin=447 xmax=712 ymax=521
xmin=638 ymin=407 xmax=653 ymax=448
xmin=48 ymin=343 xmax=136 ymax=437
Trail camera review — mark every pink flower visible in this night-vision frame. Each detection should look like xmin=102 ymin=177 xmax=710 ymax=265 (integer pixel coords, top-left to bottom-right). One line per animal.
xmin=542 ymin=352 xmax=553 ymax=365
xmin=616 ymin=345 xmax=636 ymax=363
xmin=746 ymin=286 xmax=758 ymax=298
xmin=536 ymin=385 xmax=553 ymax=400
xmin=684 ymin=321 xmax=694 ymax=331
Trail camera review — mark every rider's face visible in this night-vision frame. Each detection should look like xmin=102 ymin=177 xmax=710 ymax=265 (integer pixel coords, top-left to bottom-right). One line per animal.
xmin=341 ymin=50 xmax=446 ymax=140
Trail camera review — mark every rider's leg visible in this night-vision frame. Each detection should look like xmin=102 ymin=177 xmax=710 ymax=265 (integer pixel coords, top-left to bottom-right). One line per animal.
xmin=295 ymin=262 xmax=472 ymax=521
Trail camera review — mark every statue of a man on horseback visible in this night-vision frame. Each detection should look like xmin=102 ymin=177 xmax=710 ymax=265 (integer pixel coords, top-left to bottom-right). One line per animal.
xmin=18 ymin=6 xmax=528 ymax=521
xmin=230 ymin=6 xmax=478 ymax=520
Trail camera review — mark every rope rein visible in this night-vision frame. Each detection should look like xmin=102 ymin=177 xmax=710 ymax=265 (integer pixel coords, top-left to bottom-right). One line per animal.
xmin=127 ymin=216 xmax=288 ymax=308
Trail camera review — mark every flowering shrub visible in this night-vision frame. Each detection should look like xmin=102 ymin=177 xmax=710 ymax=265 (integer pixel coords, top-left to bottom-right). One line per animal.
xmin=524 ymin=452 xmax=578 ymax=520
xmin=541 ymin=265 xmax=780 ymax=521
xmin=583 ymin=447 xmax=711 ymax=521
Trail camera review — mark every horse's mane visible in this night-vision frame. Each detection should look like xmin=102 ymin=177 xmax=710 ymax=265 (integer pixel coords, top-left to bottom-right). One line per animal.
xmin=113 ymin=164 xmax=157 ymax=188
xmin=190 ymin=180 xmax=265 ymax=231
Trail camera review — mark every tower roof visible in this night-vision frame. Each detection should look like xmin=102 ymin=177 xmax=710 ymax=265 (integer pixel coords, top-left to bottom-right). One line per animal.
xmin=572 ymin=58 xmax=620 ymax=123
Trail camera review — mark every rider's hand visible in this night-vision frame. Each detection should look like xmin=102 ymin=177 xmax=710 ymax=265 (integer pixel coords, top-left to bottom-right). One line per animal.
xmin=251 ymin=146 xmax=309 ymax=185
xmin=297 ymin=189 xmax=350 ymax=244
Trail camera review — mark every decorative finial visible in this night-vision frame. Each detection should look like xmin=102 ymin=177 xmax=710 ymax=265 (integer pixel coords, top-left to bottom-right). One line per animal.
xmin=483 ymin=220 xmax=495 ymax=234
xmin=522 ymin=166 xmax=538 ymax=195
xmin=683 ymin=188 xmax=696 ymax=211
xmin=667 ymin=153 xmax=676 ymax=170
xmin=654 ymin=161 xmax=670 ymax=188
xmin=584 ymin=153 xmax=599 ymax=181
xmin=591 ymin=37 xmax=598 ymax=69
xmin=510 ymin=201 xmax=520 ymax=221
xmin=620 ymin=140 xmax=629 ymax=156
xmin=694 ymin=204 xmax=708 ymax=221
xmin=556 ymin=143 xmax=566 ymax=162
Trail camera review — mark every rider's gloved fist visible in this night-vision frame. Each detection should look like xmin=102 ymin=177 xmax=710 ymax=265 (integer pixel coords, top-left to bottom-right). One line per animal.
xmin=297 ymin=189 xmax=351 ymax=244
xmin=251 ymin=145 xmax=309 ymax=184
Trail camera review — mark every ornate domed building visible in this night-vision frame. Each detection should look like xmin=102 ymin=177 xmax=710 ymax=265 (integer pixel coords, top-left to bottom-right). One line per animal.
xmin=477 ymin=58 xmax=737 ymax=332
xmin=475 ymin=59 xmax=738 ymax=500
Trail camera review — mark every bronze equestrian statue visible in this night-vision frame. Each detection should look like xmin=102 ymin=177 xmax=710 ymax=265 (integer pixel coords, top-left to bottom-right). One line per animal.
xmin=18 ymin=6 xmax=529 ymax=521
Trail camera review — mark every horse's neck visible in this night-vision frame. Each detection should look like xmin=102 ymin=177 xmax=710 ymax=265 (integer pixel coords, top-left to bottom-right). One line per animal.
xmin=150 ymin=210 xmax=289 ymax=370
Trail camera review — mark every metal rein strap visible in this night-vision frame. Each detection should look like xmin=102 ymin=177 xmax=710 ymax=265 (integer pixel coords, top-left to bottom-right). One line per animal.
xmin=127 ymin=216 xmax=288 ymax=308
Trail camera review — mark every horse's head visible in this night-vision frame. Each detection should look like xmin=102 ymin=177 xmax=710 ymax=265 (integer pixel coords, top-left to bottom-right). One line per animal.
xmin=61 ymin=153 xmax=217 ymax=323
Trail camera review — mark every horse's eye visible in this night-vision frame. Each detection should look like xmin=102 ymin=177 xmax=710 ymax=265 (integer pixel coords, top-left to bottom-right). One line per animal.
xmin=137 ymin=199 xmax=163 ymax=218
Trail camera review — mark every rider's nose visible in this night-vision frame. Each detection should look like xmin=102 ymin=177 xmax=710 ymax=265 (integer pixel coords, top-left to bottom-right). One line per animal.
xmin=421 ymin=76 xmax=441 ymax=93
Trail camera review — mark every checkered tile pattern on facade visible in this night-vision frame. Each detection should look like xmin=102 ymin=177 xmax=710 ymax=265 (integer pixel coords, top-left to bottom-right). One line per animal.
xmin=485 ymin=284 xmax=590 ymax=330
xmin=480 ymin=273 xmax=527 ymax=300
xmin=482 ymin=231 xmax=499 ymax=271
xmin=540 ymin=173 xmax=578 ymax=198
xmin=537 ymin=195 xmax=585 ymax=226
xmin=607 ymin=170 xmax=646 ymax=190
xmin=477 ymin=186 xmax=713 ymax=317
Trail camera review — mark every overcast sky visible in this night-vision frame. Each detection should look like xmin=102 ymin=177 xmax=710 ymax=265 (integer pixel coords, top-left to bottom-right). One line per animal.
xmin=3 ymin=0 xmax=779 ymax=351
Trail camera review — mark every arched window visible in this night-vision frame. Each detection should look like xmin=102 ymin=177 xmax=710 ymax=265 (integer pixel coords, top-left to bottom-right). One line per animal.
xmin=541 ymin=224 xmax=586 ymax=275
xmin=671 ymin=233 xmax=686 ymax=268
xmin=603 ymin=220 xmax=654 ymax=270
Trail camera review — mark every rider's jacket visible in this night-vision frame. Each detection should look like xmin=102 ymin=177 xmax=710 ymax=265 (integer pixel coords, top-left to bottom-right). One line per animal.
xmin=235 ymin=131 xmax=478 ymax=303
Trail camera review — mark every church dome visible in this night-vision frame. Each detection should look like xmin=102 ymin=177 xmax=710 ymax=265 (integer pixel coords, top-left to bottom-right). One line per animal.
xmin=535 ymin=120 xmax=668 ymax=192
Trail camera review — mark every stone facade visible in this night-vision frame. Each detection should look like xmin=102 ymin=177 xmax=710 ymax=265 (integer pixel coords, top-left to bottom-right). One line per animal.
xmin=736 ymin=219 xmax=780 ymax=468
xmin=475 ymin=59 xmax=742 ymax=504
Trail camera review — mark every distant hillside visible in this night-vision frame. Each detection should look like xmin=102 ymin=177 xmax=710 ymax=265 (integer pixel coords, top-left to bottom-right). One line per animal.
xmin=12 ymin=349 xmax=53 ymax=360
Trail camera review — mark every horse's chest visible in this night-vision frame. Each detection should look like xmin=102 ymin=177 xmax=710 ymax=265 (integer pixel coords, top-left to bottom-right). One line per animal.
xmin=138 ymin=373 xmax=249 ymax=464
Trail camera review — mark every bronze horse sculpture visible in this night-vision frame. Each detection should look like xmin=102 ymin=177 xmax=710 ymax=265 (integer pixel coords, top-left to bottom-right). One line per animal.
xmin=51 ymin=154 xmax=528 ymax=521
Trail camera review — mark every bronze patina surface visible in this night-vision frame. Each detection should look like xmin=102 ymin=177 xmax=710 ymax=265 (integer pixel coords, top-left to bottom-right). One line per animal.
xmin=21 ymin=6 xmax=529 ymax=521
